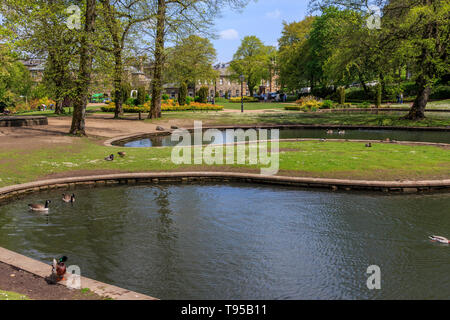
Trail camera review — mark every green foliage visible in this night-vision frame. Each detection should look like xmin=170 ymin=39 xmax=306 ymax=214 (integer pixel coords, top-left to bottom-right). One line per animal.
xmin=321 ymin=100 xmax=334 ymax=109
xmin=197 ymin=86 xmax=208 ymax=103
xmin=136 ymin=87 xmax=146 ymax=106
xmin=229 ymin=36 xmax=272 ymax=96
xmin=162 ymin=94 xmax=169 ymax=100
xmin=120 ymin=82 xmax=131 ymax=104
xmin=178 ymin=82 xmax=187 ymax=106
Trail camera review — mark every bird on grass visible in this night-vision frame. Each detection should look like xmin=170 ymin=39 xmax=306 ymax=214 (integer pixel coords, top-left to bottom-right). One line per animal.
xmin=104 ymin=154 xmax=114 ymax=161
xmin=51 ymin=256 xmax=68 ymax=281
xmin=28 ymin=200 xmax=51 ymax=212
xmin=62 ymin=194 xmax=75 ymax=203
xmin=118 ymin=151 xmax=126 ymax=157
xmin=365 ymin=143 xmax=372 ymax=148
xmin=429 ymin=235 xmax=449 ymax=244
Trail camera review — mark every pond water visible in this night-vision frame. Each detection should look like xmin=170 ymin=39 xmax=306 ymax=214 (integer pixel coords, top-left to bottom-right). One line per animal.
xmin=119 ymin=128 xmax=450 ymax=147
xmin=0 ymin=184 xmax=449 ymax=299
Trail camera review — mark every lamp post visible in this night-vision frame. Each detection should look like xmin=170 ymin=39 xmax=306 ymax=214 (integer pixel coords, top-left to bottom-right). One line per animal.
xmin=239 ymin=74 xmax=245 ymax=113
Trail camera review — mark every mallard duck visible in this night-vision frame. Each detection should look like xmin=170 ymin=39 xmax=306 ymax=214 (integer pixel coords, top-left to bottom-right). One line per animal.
xmin=28 ymin=200 xmax=51 ymax=212
xmin=104 ymin=154 xmax=114 ymax=161
xmin=52 ymin=256 xmax=68 ymax=281
xmin=429 ymin=235 xmax=449 ymax=244
xmin=62 ymin=194 xmax=75 ymax=203
xmin=118 ymin=151 xmax=126 ymax=157
xmin=365 ymin=143 xmax=372 ymax=147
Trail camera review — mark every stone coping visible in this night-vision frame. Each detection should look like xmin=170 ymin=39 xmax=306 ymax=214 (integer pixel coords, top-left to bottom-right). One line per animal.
xmin=0 ymin=247 xmax=157 ymax=300
xmin=0 ymin=173 xmax=449 ymax=198
xmin=0 ymin=116 xmax=48 ymax=127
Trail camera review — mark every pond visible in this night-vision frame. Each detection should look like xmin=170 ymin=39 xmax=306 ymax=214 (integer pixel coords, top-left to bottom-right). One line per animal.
xmin=0 ymin=183 xmax=449 ymax=299
xmin=118 ymin=128 xmax=450 ymax=147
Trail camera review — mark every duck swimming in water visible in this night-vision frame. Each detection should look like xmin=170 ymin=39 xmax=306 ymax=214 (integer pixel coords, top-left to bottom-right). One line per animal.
xmin=429 ymin=235 xmax=449 ymax=244
xmin=28 ymin=200 xmax=51 ymax=212
xmin=62 ymin=194 xmax=75 ymax=203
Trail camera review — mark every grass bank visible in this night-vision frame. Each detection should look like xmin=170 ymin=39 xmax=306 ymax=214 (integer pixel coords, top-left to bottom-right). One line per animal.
xmin=0 ymin=138 xmax=448 ymax=187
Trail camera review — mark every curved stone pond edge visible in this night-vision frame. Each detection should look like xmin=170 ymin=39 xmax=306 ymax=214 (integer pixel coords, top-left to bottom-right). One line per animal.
xmin=0 ymin=247 xmax=157 ymax=300
xmin=0 ymin=173 xmax=449 ymax=201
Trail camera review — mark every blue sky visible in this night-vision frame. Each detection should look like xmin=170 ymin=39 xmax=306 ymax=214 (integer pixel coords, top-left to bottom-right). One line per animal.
xmin=212 ymin=0 xmax=309 ymax=62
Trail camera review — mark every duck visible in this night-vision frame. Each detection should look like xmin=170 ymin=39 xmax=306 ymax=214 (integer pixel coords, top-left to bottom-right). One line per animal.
xmin=326 ymin=129 xmax=333 ymax=134
xmin=62 ymin=193 xmax=75 ymax=203
xmin=338 ymin=130 xmax=346 ymax=135
xmin=384 ymin=137 xmax=391 ymax=142
xmin=51 ymin=256 xmax=68 ymax=281
xmin=118 ymin=151 xmax=126 ymax=157
xmin=365 ymin=143 xmax=372 ymax=148
xmin=28 ymin=200 xmax=51 ymax=212
xmin=429 ymin=235 xmax=449 ymax=244
xmin=104 ymin=154 xmax=114 ymax=161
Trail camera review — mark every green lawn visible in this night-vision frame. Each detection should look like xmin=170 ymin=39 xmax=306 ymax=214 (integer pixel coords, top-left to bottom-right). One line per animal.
xmin=0 ymin=290 xmax=29 ymax=300
xmin=217 ymin=101 xmax=295 ymax=110
xmin=0 ymin=138 xmax=448 ymax=187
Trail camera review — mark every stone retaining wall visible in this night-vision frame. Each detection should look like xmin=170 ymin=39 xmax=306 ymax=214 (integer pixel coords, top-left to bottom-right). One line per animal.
xmin=0 ymin=116 xmax=48 ymax=127
xmin=0 ymin=173 xmax=449 ymax=203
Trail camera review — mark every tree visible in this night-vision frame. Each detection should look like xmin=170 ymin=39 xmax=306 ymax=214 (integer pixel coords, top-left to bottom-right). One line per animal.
xmin=70 ymin=0 xmax=97 ymax=135
xmin=308 ymin=0 xmax=450 ymax=120
xmin=278 ymin=17 xmax=316 ymax=92
xmin=146 ymin=0 xmax=250 ymax=119
xmin=197 ymin=86 xmax=208 ymax=103
xmin=98 ymin=0 xmax=153 ymax=118
xmin=166 ymin=35 xmax=218 ymax=93
xmin=136 ymin=86 xmax=146 ymax=106
xmin=230 ymin=36 xmax=271 ymax=97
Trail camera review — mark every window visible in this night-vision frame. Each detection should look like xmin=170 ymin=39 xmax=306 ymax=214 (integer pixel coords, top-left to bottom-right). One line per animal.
xmin=219 ymin=90 xmax=223 ymax=96
xmin=236 ymin=90 xmax=240 ymax=96
xmin=219 ymin=78 xmax=223 ymax=85
xmin=228 ymin=80 xmax=231 ymax=85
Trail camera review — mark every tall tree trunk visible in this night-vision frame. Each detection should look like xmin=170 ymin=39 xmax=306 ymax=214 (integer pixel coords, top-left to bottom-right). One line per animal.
xmin=70 ymin=0 xmax=96 ymax=135
xmin=113 ymin=50 xmax=123 ymax=118
xmin=148 ymin=0 xmax=166 ymax=119
xmin=55 ymin=99 xmax=64 ymax=114
xmin=403 ymin=76 xmax=430 ymax=120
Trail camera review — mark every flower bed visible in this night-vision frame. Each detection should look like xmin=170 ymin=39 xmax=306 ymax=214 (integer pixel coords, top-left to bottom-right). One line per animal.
xmin=229 ymin=96 xmax=259 ymax=103
xmin=101 ymin=102 xmax=223 ymax=113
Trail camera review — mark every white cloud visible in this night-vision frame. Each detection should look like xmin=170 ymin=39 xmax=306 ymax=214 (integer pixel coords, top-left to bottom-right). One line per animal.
xmin=219 ymin=29 xmax=239 ymax=40
xmin=266 ymin=9 xmax=281 ymax=19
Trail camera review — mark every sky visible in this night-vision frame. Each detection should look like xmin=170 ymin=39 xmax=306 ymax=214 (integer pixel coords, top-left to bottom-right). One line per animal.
xmin=212 ymin=0 xmax=310 ymax=63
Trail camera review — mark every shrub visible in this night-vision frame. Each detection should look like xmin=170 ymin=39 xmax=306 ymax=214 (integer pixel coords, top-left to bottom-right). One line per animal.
xmin=178 ymin=82 xmax=187 ymax=106
xmin=135 ymin=87 xmax=146 ymax=106
xmin=224 ymin=91 xmax=229 ymax=99
xmin=320 ymin=100 xmax=334 ymax=109
xmin=186 ymin=96 xmax=194 ymax=105
xmin=162 ymin=94 xmax=169 ymax=100
xmin=197 ymin=86 xmax=209 ymax=104
xmin=375 ymin=83 xmax=382 ymax=107
xmin=430 ymin=85 xmax=450 ymax=99
xmin=290 ymin=95 xmax=323 ymax=111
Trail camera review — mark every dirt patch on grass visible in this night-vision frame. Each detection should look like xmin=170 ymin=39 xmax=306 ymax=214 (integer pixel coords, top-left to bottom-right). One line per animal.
xmin=0 ymin=262 xmax=101 ymax=300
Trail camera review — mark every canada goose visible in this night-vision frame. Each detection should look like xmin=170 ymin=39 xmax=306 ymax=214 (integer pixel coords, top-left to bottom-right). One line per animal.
xmin=105 ymin=154 xmax=114 ymax=161
xmin=28 ymin=200 xmax=51 ymax=212
xmin=365 ymin=143 xmax=372 ymax=147
xmin=429 ymin=235 xmax=449 ymax=244
xmin=62 ymin=194 xmax=75 ymax=203
xmin=118 ymin=151 xmax=126 ymax=157
xmin=51 ymin=256 xmax=68 ymax=281
xmin=326 ymin=129 xmax=333 ymax=134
